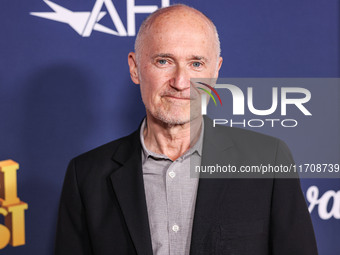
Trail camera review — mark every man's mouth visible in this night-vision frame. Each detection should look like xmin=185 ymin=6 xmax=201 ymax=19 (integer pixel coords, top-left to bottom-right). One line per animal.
xmin=164 ymin=95 xmax=191 ymax=100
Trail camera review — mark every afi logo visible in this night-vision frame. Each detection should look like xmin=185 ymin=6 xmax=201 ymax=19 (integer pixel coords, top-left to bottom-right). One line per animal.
xmin=30 ymin=0 xmax=170 ymax=37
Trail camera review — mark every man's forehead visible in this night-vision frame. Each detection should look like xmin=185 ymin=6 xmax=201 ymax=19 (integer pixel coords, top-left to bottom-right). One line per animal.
xmin=134 ymin=5 xmax=221 ymax=60
xmin=143 ymin=24 xmax=215 ymax=62
xmin=149 ymin=8 xmax=213 ymax=33
xmin=145 ymin=14 xmax=214 ymax=46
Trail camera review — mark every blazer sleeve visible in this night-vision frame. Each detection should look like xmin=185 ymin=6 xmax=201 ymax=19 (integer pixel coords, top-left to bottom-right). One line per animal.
xmin=269 ymin=140 xmax=318 ymax=255
xmin=55 ymin=159 xmax=93 ymax=255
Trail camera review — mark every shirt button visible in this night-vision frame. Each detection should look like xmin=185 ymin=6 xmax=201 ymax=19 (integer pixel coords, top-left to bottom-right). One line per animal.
xmin=172 ymin=224 xmax=179 ymax=232
xmin=169 ymin=171 xmax=176 ymax=178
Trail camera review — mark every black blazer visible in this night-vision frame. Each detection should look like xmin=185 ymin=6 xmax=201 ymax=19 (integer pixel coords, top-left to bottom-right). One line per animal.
xmin=55 ymin=117 xmax=318 ymax=255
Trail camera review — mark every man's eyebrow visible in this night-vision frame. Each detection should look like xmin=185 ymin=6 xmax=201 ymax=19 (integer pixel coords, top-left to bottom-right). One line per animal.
xmin=151 ymin=54 xmax=209 ymax=62
xmin=190 ymin=55 xmax=209 ymax=62
xmin=151 ymin=53 xmax=175 ymax=59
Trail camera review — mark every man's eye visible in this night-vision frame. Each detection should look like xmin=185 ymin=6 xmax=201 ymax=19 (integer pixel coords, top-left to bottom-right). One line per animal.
xmin=192 ymin=62 xmax=202 ymax=68
xmin=158 ymin=59 xmax=167 ymax=65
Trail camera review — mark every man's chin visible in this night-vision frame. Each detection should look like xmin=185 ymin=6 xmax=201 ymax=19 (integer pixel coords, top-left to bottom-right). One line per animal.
xmin=156 ymin=115 xmax=190 ymax=126
xmin=151 ymin=110 xmax=201 ymax=126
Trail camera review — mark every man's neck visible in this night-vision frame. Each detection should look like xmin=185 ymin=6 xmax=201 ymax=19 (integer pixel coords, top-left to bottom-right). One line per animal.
xmin=143 ymin=115 xmax=202 ymax=161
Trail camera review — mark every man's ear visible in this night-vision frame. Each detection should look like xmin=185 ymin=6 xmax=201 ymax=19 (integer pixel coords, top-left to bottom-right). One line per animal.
xmin=217 ymin=56 xmax=223 ymax=71
xmin=216 ymin=56 xmax=223 ymax=75
xmin=128 ymin=52 xmax=140 ymax=84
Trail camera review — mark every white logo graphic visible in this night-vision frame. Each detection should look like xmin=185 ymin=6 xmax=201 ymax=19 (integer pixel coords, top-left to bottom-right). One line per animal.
xmin=200 ymin=85 xmax=312 ymax=116
xmin=307 ymin=186 xmax=340 ymax=220
xmin=30 ymin=0 xmax=170 ymax=37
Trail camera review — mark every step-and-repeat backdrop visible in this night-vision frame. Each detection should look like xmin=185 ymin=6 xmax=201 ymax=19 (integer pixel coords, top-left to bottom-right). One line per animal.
xmin=1 ymin=0 xmax=339 ymax=254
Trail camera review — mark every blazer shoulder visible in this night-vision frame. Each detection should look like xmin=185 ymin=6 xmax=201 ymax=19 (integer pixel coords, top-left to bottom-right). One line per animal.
xmin=204 ymin=116 xmax=281 ymax=147
xmin=210 ymin=122 xmax=293 ymax=164
xmin=214 ymin=122 xmax=280 ymax=145
xmin=75 ymin=130 xmax=139 ymax=162
xmin=66 ymin=129 xmax=140 ymax=182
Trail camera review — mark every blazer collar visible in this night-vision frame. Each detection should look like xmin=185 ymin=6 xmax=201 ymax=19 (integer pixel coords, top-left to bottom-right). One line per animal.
xmin=110 ymin=126 xmax=153 ymax=255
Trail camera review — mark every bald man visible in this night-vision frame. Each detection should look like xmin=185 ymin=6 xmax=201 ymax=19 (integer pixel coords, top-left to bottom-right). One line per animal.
xmin=55 ymin=4 xmax=318 ymax=255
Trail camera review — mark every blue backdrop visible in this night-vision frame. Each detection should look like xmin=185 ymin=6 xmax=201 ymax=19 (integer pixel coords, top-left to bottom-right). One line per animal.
xmin=0 ymin=0 xmax=339 ymax=254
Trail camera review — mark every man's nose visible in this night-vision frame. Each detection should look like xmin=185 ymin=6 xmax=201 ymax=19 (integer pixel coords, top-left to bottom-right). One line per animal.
xmin=169 ymin=65 xmax=191 ymax=91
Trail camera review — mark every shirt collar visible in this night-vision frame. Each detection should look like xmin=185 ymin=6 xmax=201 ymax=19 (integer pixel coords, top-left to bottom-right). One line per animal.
xmin=140 ymin=117 xmax=204 ymax=162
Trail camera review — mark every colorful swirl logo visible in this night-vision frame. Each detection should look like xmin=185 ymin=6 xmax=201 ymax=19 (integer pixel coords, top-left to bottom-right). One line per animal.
xmin=196 ymin=82 xmax=223 ymax=107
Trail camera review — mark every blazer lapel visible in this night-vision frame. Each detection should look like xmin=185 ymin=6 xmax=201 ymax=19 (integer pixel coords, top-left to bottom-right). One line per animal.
xmin=109 ymin=130 xmax=153 ymax=255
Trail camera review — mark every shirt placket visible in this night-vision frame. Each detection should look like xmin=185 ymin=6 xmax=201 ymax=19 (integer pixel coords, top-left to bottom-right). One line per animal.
xmin=166 ymin=158 xmax=183 ymax=255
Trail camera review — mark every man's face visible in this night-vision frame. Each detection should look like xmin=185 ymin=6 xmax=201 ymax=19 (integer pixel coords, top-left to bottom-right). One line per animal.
xmin=129 ymin=11 xmax=222 ymax=125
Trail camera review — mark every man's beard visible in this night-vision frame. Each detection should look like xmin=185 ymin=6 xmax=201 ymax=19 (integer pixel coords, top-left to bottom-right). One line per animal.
xmin=146 ymin=100 xmax=201 ymax=126
xmin=152 ymin=106 xmax=190 ymax=125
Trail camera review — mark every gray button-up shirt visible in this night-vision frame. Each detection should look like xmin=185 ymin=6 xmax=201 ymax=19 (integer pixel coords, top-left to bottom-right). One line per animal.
xmin=140 ymin=119 xmax=203 ymax=255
